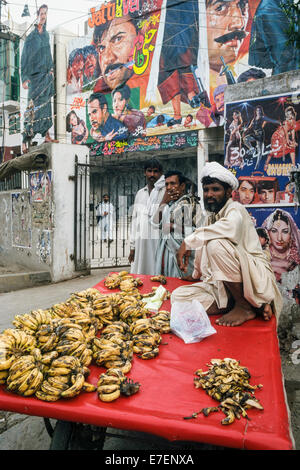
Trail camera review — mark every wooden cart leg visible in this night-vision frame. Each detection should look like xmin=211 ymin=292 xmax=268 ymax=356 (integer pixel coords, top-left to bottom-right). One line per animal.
xmin=49 ymin=420 xmax=75 ymax=450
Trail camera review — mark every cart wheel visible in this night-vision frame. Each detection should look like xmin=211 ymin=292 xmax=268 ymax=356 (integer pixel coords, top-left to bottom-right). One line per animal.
xmin=49 ymin=420 xmax=74 ymax=450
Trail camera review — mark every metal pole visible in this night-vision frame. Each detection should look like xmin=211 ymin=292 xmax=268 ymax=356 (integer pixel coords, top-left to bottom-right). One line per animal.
xmin=74 ymin=155 xmax=78 ymax=271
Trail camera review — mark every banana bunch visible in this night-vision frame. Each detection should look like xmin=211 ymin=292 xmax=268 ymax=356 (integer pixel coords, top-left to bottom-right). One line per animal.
xmin=35 ymin=322 xmax=60 ymax=353
xmin=92 ymin=322 xmax=133 ymax=373
xmin=130 ymin=318 xmax=161 ymax=360
xmin=150 ymin=310 xmax=171 ymax=334
xmin=104 ymin=273 xmax=122 ymax=289
xmin=67 ymin=309 xmax=102 ymax=344
xmin=12 ymin=309 xmax=54 ymax=335
xmin=97 ymin=368 xmax=140 ymax=402
xmin=50 ymin=302 xmax=75 ymax=319
xmin=150 ymin=275 xmax=167 ymax=285
xmin=92 ymin=295 xmax=116 ymax=325
xmin=119 ymin=303 xmax=148 ymax=325
xmin=192 ymin=358 xmax=264 ymax=425
xmin=55 ymin=322 xmax=93 ymax=366
xmin=0 ymin=329 xmax=36 ymax=372
xmin=104 ymin=271 xmax=143 ymax=291
xmin=36 ymin=355 xmax=93 ymax=402
xmin=5 ymin=348 xmax=47 ymax=396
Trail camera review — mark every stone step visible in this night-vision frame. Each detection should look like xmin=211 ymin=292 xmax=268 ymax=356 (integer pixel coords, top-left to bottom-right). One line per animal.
xmin=0 ymin=271 xmax=51 ymax=294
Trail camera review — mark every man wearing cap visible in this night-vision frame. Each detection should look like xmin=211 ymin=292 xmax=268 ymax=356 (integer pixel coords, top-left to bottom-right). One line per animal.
xmin=172 ymin=161 xmax=282 ymax=327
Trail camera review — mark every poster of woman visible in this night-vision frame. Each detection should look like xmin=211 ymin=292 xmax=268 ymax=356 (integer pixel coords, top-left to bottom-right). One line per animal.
xmin=248 ymin=206 xmax=300 ymax=282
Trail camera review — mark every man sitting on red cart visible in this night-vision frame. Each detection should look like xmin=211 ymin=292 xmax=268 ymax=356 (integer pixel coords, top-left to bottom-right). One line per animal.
xmin=173 ymin=162 xmax=282 ymax=327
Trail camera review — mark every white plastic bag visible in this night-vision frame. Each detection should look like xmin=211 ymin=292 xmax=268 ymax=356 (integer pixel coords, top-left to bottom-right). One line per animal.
xmin=170 ymin=299 xmax=216 ymax=344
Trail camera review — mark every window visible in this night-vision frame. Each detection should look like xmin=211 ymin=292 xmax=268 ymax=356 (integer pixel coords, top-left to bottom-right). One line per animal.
xmin=8 ymin=113 xmax=20 ymax=135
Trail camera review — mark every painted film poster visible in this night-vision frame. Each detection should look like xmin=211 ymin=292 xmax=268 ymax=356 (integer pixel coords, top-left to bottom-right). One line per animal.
xmin=66 ymin=0 xmax=299 ymax=150
xmin=247 ymin=206 xmax=300 ymax=286
xmin=224 ymin=93 xmax=300 ymax=206
xmin=20 ymin=5 xmax=55 ymax=153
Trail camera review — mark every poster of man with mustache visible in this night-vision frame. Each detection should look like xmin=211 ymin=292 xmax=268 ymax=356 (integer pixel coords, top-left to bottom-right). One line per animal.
xmin=65 ymin=0 xmax=298 ymax=149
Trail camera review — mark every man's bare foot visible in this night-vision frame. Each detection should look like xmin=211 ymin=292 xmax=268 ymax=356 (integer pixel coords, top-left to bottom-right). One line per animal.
xmin=256 ymin=303 xmax=273 ymax=321
xmin=215 ymin=306 xmax=256 ymax=327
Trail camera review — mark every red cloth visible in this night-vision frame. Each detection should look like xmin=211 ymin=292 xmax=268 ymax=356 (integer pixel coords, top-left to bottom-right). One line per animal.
xmin=0 ymin=275 xmax=293 ymax=450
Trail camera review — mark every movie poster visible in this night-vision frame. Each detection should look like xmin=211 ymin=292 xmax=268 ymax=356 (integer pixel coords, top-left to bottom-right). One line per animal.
xmin=224 ymin=93 xmax=300 ymax=206
xmin=20 ymin=4 xmax=55 ymax=154
xmin=247 ymin=206 xmax=300 ymax=283
xmin=65 ymin=0 xmax=298 ymax=153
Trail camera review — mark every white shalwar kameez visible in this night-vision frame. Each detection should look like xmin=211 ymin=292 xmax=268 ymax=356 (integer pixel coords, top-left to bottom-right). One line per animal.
xmin=97 ymin=202 xmax=114 ymax=240
xmin=130 ymin=184 xmax=165 ymax=275
xmin=171 ymin=198 xmax=283 ymax=318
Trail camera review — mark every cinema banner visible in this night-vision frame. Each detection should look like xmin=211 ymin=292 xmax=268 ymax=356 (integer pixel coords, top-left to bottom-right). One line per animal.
xmin=224 ymin=92 xmax=300 ymax=206
xmin=20 ymin=5 xmax=55 ymax=153
xmin=66 ymin=0 xmax=298 ymax=148
xmin=246 ymin=206 xmax=300 ymax=284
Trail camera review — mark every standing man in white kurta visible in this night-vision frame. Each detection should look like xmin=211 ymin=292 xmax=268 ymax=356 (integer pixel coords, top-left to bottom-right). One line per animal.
xmin=96 ymin=194 xmax=114 ymax=243
xmin=173 ymin=162 xmax=282 ymax=327
xmin=128 ymin=159 xmax=165 ymax=275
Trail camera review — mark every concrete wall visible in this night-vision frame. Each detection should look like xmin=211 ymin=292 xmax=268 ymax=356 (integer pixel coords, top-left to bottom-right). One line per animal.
xmin=0 ymin=143 xmax=89 ymax=283
xmin=225 ymin=70 xmax=300 ymax=103
xmin=51 ymin=143 xmax=89 ymax=282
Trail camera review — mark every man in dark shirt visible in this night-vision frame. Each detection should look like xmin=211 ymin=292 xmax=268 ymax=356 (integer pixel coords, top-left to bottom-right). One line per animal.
xmin=87 ymin=92 xmax=128 ymax=142
xmin=21 ymin=4 xmax=57 ymax=152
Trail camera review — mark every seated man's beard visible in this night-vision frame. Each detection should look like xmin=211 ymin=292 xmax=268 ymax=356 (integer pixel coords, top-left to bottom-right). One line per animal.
xmin=204 ymin=195 xmax=228 ymax=213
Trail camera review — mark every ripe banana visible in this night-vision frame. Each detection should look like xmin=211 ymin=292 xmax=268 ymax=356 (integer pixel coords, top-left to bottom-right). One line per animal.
xmin=35 ymin=390 xmax=61 ymax=402
xmin=47 ymin=376 xmax=69 ymax=390
xmin=40 ymin=380 xmax=62 ymax=397
xmin=0 ymin=370 xmax=8 ymax=384
xmin=82 ymin=381 xmax=96 ymax=392
xmin=98 ymin=389 xmax=121 ymax=402
xmin=61 ymin=373 xmax=85 ymax=398
xmin=98 ymin=383 xmax=120 ymax=394
xmin=22 ymin=371 xmax=44 ymax=397
xmin=47 ymin=366 xmax=73 ymax=377
xmin=0 ymin=355 xmax=16 ymax=371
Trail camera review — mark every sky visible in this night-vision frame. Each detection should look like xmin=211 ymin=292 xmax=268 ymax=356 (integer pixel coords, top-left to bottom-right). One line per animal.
xmin=3 ymin=0 xmax=97 ymax=35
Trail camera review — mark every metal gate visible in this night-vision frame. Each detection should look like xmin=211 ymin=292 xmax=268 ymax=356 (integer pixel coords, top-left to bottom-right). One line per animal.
xmin=74 ymin=156 xmax=145 ymax=271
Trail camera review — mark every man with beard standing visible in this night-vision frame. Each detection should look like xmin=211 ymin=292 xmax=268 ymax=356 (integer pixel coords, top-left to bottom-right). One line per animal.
xmin=172 ymin=161 xmax=282 ymax=327
xmin=129 ymin=158 xmax=164 ymax=275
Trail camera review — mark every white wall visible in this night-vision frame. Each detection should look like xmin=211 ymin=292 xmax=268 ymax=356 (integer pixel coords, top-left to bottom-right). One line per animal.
xmin=51 ymin=143 xmax=89 ymax=282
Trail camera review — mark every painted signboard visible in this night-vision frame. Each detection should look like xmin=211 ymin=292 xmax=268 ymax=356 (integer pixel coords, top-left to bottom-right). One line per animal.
xmin=224 ymin=92 xmax=300 ymax=282
xmin=90 ymin=130 xmax=198 ymax=156
xmin=20 ymin=4 xmax=55 ymax=153
xmin=224 ymin=93 xmax=300 ymax=205
xmin=66 ymin=0 xmax=299 ymax=149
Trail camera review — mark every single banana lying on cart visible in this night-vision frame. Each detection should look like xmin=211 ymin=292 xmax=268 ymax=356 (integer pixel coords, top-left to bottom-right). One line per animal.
xmin=97 ymin=367 xmax=140 ymax=402
xmin=186 ymin=358 xmax=263 ymax=425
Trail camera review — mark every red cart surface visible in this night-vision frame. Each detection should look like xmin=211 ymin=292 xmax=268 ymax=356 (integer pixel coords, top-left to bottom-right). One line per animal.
xmin=0 ymin=275 xmax=294 ymax=450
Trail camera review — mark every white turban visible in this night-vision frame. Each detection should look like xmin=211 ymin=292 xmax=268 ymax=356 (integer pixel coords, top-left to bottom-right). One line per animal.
xmin=200 ymin=162 xmax=239 ymax=191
